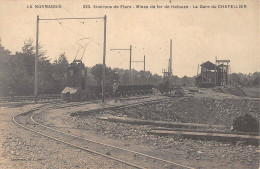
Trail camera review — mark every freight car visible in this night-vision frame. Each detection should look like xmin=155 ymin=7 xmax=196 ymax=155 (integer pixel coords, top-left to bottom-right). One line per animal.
xmin=158 ymin=79 xmax=170 ymax=94
xmin=61 ymin=60 xmax=153 ymax=101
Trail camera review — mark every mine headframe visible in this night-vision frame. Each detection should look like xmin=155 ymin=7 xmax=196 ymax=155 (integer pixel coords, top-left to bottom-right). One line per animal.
xmin=195 ymin=59 xmax=231 ymax=87
xmin=216 ymin=59 xmax=230 ymax=86
xmin=159 ymin=39 xmax=173 ymax=93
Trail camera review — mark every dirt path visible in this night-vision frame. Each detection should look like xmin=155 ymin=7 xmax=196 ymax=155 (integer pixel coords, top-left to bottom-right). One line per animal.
xmin=1 ymin=91 xmax=259 ymax=169
xmin=34 ymin=95 xmax=260 ymax=169
xmin=0 ymin=103 xmax=133 ymax=169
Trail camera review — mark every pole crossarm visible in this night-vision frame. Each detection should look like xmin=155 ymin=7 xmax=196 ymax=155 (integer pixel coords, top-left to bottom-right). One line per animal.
xmin=110 ymin=49 xmax=131 ymax=51
xmin=132 ymin=61 xmax=144 ymax=63
xmin=39 ymin=17 xmax=104 ymax=21
xmin=109 ymin=46 xmax=132 ymax=84
xmin=216 ymin=60 xmax=230 ymax=63
xmin=34 ymin=15 xmax=106 ymax=103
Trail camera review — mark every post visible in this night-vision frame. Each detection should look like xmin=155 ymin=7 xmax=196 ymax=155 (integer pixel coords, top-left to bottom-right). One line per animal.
xmin=215 ymin=57 xmax=217 ymax=86
xmin=226 ymin=63 xmax=228 ymax=85
xmin=102 ymin=15 xmax=107 ymax=103
xmin=34 ymin=15 xmax=39 ymax=103
xmin=144 ymin=55 xmax=145 ymax=71
xmin=170 ymin=39 xmax=172 ymax=75
xmin=197 ymin=64 xmax=199 ymax=77
xmin=144 ymin=55 xmax=146 ymax=84
xmin=230 ymin=66 xmax=232 ymax=85
xmin=129 ymin=45 xmax=132 ymax=85
xmin=201 ymin=62 xmax=203 ymax=83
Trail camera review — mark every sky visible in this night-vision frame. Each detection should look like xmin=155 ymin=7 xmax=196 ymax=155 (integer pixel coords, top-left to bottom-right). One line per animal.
xmin=0 ymin=0 xmax=259 ymax=77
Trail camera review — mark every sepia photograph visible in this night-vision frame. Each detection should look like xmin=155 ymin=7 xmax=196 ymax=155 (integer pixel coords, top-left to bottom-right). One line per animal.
xmin=0 ymin=0 xmax=259 ymax=168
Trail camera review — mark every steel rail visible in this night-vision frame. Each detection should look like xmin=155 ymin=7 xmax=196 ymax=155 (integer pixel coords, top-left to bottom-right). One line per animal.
xmin=13 ymin=97 xmax=194 ymax=169
xmin=32 ymin=113 xmax=194 ymax=169
xmin=13 ymin=104 xmax=145 ymax=169
xmin=31 ymin=100 xmax=194 ymax=169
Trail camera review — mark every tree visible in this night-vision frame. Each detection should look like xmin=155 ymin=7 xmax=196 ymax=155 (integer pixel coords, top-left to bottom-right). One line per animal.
xmin=0 ymin=39 xmax=51 ymax=96
xmin=253 ymin=76 xmax=260 ymax=86
xmin=231 ymin=73 xmax=242 ymax=85
xmin=51 ymin=53 xmax=69 ymax=92
xmin=0 ymin=44 xmax=12 ymax=96
xmin=90 ymin=64 xmax=114 ymax=85
xmin=90 ymin=64 xmax=103 ymax=85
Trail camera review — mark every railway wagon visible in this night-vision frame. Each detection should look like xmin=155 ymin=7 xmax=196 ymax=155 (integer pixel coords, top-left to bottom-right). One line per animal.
xmin=61 ymin=60 xmax=153 ymax=101
xmin=88 ymin=85 xmax=153 ymax=99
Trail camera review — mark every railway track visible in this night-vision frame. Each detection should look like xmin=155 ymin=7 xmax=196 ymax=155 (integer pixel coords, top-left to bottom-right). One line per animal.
xmin=70 ymin=97 xmax=174 ymax=116
xmin=13 ymin=97 xmax=194 ymax=169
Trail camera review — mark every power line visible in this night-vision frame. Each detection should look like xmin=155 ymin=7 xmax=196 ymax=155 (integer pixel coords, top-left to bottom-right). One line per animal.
xmin=50 ymin=10 xmax=95 ymax=38
xmin=39 ymin=17 xmax=104 ymax=21
xmin=34 ymin=15 xmax=106 ymax=103
xmin=54 ymin=0 xmax=76 ymax=18
xmin=110 ymin=46 xmax=132 ymax=84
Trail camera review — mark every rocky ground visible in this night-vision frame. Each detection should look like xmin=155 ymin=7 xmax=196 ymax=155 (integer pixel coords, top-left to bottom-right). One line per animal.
xmin=0 ymin=103 xmax=133 ymax=169
xmin=0 ymin=87 xmax=259 ymax=169
xmin=110 ymin=95 xmax=259 ymax=127
xmin=34 ymin=88 xmax=260 ymax=169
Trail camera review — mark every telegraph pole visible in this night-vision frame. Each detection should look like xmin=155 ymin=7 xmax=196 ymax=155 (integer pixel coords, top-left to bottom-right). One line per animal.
xmin=102 ymin=15 xmax=107 ymax=103
xmin=33 ymin=15 xmax=106 ymax=103
xmin=197 ymin=64 xmax=199 ymax=77
xmin=34 ymin=15 xmax=39 ymax=103
xmin=170 ymin=39 xmax=172 ymax=75
xmin=215 ymin=56 xmax=217 ymax=86
xmin=110 ymin=45 xmax=132 ymax=84
xmin=144 ymin=55 xmax=145 ymax=71
xmin=230 ymin=66 xmax=232 ymax=85
xmin=131 ymin=55 xmax=146 ymax=84
xmin=129 ymin=45 xmax=132 ymax=84
xmin=132 ymin=56 xmax=145 ymax=71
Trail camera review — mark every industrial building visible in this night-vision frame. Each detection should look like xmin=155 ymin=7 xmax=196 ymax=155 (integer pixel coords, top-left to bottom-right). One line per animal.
xmin=195 ymin=60 xmax=231 ymax=87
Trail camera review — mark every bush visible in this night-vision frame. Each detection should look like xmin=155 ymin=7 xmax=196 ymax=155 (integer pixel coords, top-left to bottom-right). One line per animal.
xmin=232 ymin=113 xmax=259 ymax=133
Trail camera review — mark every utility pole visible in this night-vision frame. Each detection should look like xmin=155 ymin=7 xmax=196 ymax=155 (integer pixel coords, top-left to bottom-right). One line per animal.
xmin=34 ymin=15 xmax=39 ymax=104
xmin=132 ymin=55 xmax=146 ymax=84
xmin=132 ymin=56 xmax=145 ymax=71
xmin=33 ymin=16 xmax=105 ymax=103
xmin=144 ymin=55 xmax=146 ymax=84
xmin=201 ymin=62 xmax=204 ymax=83
xmin=169 ymin=39 xmax=173 ymax=90
xmin=215 ymin=56 xmax=217 ymax=86
xmin=230 ymin=66 xmax=232 ymax=85
xmin=144 ymin=55 xmax=145 ymax=71
xmin=169 ymin=39 xmax=172 ymax=75
xmin=102 ymin=15 xmax=107 ymax=103
xmin=110 ymin=45 xmax=132 ymax=84
xmin=129 ymin=45 xmax=132 ymax=85
xmin=197 ymin=64 xmax=199 ymax=77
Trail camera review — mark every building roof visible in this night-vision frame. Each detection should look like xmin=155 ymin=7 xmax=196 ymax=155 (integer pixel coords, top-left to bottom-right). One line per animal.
xmin=201 ymin=61 xmax=220 ymax=70
xmin=62 ymin=87 xmax=80 ymax=94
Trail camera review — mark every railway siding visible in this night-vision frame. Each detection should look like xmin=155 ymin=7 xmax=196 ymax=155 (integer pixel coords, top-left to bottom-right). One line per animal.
xmin=9 ymin=91 xmax=260 ymax=169
xmin=13 ymin=98 xmax=194 ymax=169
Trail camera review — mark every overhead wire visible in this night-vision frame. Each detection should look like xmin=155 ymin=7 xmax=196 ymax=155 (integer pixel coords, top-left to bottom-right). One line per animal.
xmin=74 ymin=38 xmax=93 ymax=61
xmin=49 ymin=9 xmax=97 ymax=62
xmin=54 ymin=0 xmax=76 ymax=18
xmin=42 ymin=3 xmax=103 ymax=64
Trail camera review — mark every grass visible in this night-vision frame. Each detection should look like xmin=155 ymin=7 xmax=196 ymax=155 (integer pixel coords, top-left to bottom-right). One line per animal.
xmin=242 ymin=87 xmax=260 ymax=98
